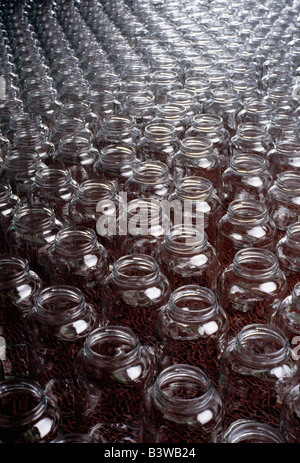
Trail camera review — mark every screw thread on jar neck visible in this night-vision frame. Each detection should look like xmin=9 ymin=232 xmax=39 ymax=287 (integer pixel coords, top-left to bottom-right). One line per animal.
xmin=35 ymin=167 xmax=73 ymax=189
xmin=224 ymin=419 xmax=286 ymax=443
xmin=54 ymin=226 xmax=99 ymax=256
xmin=13 ymin=205 xmax=57 ymax=233
xmin=227 ymin=199 xmax=269 ymax=225
xmin=175 ymin=176 xmax=214 ymax=200
xmin=229 ymin=153 xmax=268 ymax=174
xmin=112 ymin=254 xmax=161 ymax=288
xmin=275 ymin=171 xmax=300 ymax=196
xmin=77 ymin=179 xmax=116 ymax=204
xmin=144 ymin=122 xmax=176 ymax=142
xmin=233 ymin=248 xmax=279 ymax=279
xmin=0 ymin=254 xmax=31 ymax=289
xmin=180 ymin=136 xmax=214 ymax=157
xmin=169 ymin=285 xmax=218 ymax=323
xmin=132 ymin=160 xmax=170 ymax=184
xmin=191 ymin=113 xmax=224 ymax=132
xmin=165 ymin=224 xmax=207 ymax=253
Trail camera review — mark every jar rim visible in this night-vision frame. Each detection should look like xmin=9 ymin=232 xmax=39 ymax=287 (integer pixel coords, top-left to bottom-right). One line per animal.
xmin=227 ymin=199 xmax=269 ymax=224
xmin=112 ymin=254 xmax=160 ymax=287
xmin=169 ymin=285 xmax=218 ymax=322
xmin=233 ymin=247 xmax=279 ymax=279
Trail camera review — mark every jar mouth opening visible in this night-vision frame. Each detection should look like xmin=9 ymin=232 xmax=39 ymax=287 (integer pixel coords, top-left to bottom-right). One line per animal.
xmin=36 ymin=285 xmax=85 ymax=322
xmin=276 ymin=171 xmax=300 ymax=192
xmin=85 ymin=326 xmax=139 ymax=366
xmin=78 ymin=179 xmax=116 ymax=203
xmin=165 ymin=225 xmax=206 ymax=252
xmin=5 ymin=149 xmax=41 ymax=169
xmin=144 ymin=122 xmax=176 ymax=139
xmin=210 ymin=88 xmax=239 ymax=102
xmin=125 ymin=94 xmax=155 ymax=108
xmin=154 ymin=364 xmax=212 ymax=413
xmin=224 ymin=419 xmax=286 ymax=443
xmin=233 ymin=248 xmax=279 ymax=278
xmin=152 ymin=70 xmax=178 ymax=82
xmin=0 ymin=254 xmax=29 ymax=288
xmin=14 ymin=205 xmax=56 ymax=231
xmin=237 ymin=123 xmax=268 ymax=139
xmin=126 ymin=198 xmax=163 ymax=222
xmin=180 ymin=136 xmax=213 ymax=155
xmin=58 ymin=136 xmax=91 ymax=153
xmin=276 ymin=139 xmax=300 ymax=154
xmin=100 ymin=144 xmax=136 ymax=164
xmin=170 ymin=285 xmax=217 ymax=321
xmin=235 ymin=324 xmax=289 ymax=368
xmin=133 ymin=161 xmax=169 ymax=183
xmin=185 ymin=76 xmax=211 ymax=92
xmin=230 ymin=153 xmax=266 ymax=173
xmin=192 ymin=113 xmax=223 ymax=130
xmin=168 ymin=89 xmax=197 ymax=103
xmin=157 ymin=103 xmax=187 ymax=118
xmin=175 ymin=176 xmax=213 ymax=199
xmin=103 ymin=115 xmax=135 ymax=131
xmin=113 ymin=254 xmax=159 ymax=284
xmin=54 ymin=226 xmax=97 ymax=255
xmin=286 ymin=221 xmax=300 ymax=245
xmin=228 ymin=200 xmax=268 ymax=223
xmin=0 ymin=378 xmax=45 ymax=426
xmin=35 ymin=167 xmax=72 ymax=188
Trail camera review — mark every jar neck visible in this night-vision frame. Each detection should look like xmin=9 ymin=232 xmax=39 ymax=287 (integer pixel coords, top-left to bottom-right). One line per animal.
xmin=275 ymin=171 xmax=300 ymax=196
xmin=275 ymin=138 xmax=300 ymax=155
xmin=192 ymin=113 xmax=224 ymax=132
xmin=230 ymin=153 xmax=267 ymax=174
xmin=210 ymin=88 xmax=240 ymax=105
xmin=84 ymin=325 xmax=141 ymax=369
xmin=227 ymin=200 xmax=269 ymax=225
xmin=156 ymin=103 xmax=188 ymax=122
xmin=168 ymin=89 xmax=197 ymax=106
xmin=234 ymin=323 xmax=290 ymax=369
xmin=236 ymin=123 xmax=269 ymax=141
xmin=54 ymin=227 xmax=98 ymax=256
xmin=112 ymin=254 xmax=161 ymax=288
xmin=126 ymin=198 xmax=164 ymax=229
xmin=169 ymin=285 xmax=218 ymax=323
xmin=13 ymin=128 xmax=45 ymax=146
xmin=0 ymin=378 xmax=47 ymax=428
xmin=286 ymin=222 xmax=300 ymax=249
xmin=165 ymin=225 xmax=207 ymax=254
xmin=13 ymin=206 xmax=57 ymax=233
xmin=132 ymin=161 xmax=170 ymax=184
xmin=35 ymin=167 xmax=73 ymax=189
xmin=0 ymin=183 xmax=14 ymax=202
xmin=154 ymin=364 xmax=213 ymax=415
xmin=58 ymin=136 xmax=92 ymax=157
xmin=102 ymin=115 xmax=135 ymax=134
xmin=144 ymin=122 xmax=176 ymax=142
xmin=35 ymin=285 xmax=87 ymax=325
xmin=180 ymin=136 xmax=214 ymax=157
xmin=175 ymin=176 xmax=214 ymax=200
xmin=77 ymin=179 xmax=116 ymax=205
xmin=4 ymin=149 xmax=41 ymax=172
xmin=233 ymin=248 xmax=279 ymax=280
xmin=224 ymin=419 xmax=286 ymax=443
xmin=100 ymin=144 xmax=136 ymax=167
xmin=0 ymin=254 xmax=31 ymax=289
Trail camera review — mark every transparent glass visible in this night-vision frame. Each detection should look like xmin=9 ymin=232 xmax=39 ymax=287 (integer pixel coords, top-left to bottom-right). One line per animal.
xmin=266 ymin=138 xmax=300 ymax=180
xmin=0 ymin=183 xmax=20 ymax=253
xmin=224 ymin=419 xmax=286 ymax=443
xmin=275 ymin=222 xmax=300 ymax=293
xmin=140 ymin=364 xmax=225 ymax=443
xmin=137 ymin=122 xmax=179 ymax=166
xmin=280 ymin=383 xmax=300 ymax=443
xmin=229 ymin=122 xmax=273 ymax=159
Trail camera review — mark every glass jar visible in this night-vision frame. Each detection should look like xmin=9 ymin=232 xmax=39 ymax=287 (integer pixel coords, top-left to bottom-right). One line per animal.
xmin=219 ymin=323 xmax=299 ymax=428
xmin=275 ymin=222 xmax=300 ymax=293
xmin=72 ymin=325 xmax=155 ymax=441
xmin=236 ymin=98 xmax=273 ymax=128
xmin=150 ymin=70 xmax=182 ymax=105
xmin=184 ymin=76 xmax=211 ymax=107
xmin=273 ymin=281 xmax=300 ymax=344
xmin=171 ymin=136 xmax=221 ymax=191
xmin=12 ymin=127 xmax=55 ymax=165
xmin=157 ymin=225 xmax=220 ymax=292
xmin=167 ymin=89 xmax=202 ymax=120
xmin=0 ymin=183 xmax=20 ymax=254
xmin=95 ymin=114 xmax=141 ymax=152
xmin=0 ymin=377 xmax=62 ymax=443
xmin=125 ymin=160 xmax=174 ymax=201
xmin=153 ymin=103 xmax=190 ymax=140
xmin=265 ymin=171 xmax=300 ymax=240
xmin=219 ymin=248 xmax=288 ymax=339
xmin=93 ymin=144 xmax=137 ymax=193
xmin=217 ymin=200 xmax=277 ymax=269
xmin=220 ymin=153 xmax=273 ymax=209
xmin=156 ymin=285 xmax=229 ymax=387
xmin=224 ymin=419 xmax=286 ymax=443
xmin=280 ymin=382 xmax=300 ymax=443
xmin=49 ymin=116 xmax=94 ymax=150
xmin=185 ymin=113 xmax=230 ymax=172
xmin=169 ymin=176 xmax=222 ymax=247
xmin=139 ymin=364 xmax=225 ymax=443
xmin=24 ymin=285 xmax=99 ymax=387
xmin=60 ymin=102 xmax=99 ymax=138
xmin=268 ymin=112 xmax=300 ymax=144
xmin=101 ymin=254 xmax=170 ymax=347
xmin=118 ymin=198 xmax=170 ymax=259
xmin=0 ymin=254 xmax=42 ymax=348
xmin=203 ymin=88 xmax=242 ymax=136
xmin=6 ymin=111 xmax=49 ymax=144
xmin=6 ymin=205 xmax=63 ymax=278
xmin=44 ymin=227 xmax=109 ymax=314
xmin=229 ymin=122 xmax=273 ymax=159
xmin=266 ymin=138 xmax=300 ymax=180
xmin=137 ymin=122 xmax=179 ymax=166
xmin=123 ymin=94 xmax=157 ymax=135
xmin=52 ymin=136 xmax=99 ymax=184
xmin=29 ymin=167 xmax=78 ymax=226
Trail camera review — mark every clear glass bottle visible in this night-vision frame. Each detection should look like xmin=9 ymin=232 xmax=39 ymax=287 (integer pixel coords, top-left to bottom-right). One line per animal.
xmin=123 ymin=94 xmax=157 ymax=135
xmin=169 ymin=176 xmax=222 ymax=247
xmin=24 ymin=285 xmax=99 ymax=387
xmin=156 ymin=285 xmax=229 ymax=387
xmin=72 ymin=325 xmax=155 ymax=441
xmin=185 ymin=113 xmax=230 ymax=172
xmin=0 ymin=183 xmax=21 ymax=254
xmin=93 ymin=144 xmax=137 ymax=192
xmin=157 ymin=225 xmax=220 ymax=292
xmin=220 ymin=153 xmax=273 ymax=209
xmin=218 ymin=248 xmax=288 ymax=339
xmin=12 ymin=127 xmax=55 ymax=165
xmin=0 ymin=254 xmax=42 ymax=348
xmin=280 ymin=382 xmax=300 ymax=443
xmin=265 ymin=171 xmax=300 ymax=240
xmin=229 ymin=122 xmax=273 ymax=159
xmin=171 ymin=136 xmax=221 ymax=191
xmin=125 ymin=160 xmax=174 ymax=201
xmin=6 ymin=205 xmax=63 ymax=278
xmin=0 ymin=377 xmax=62 ymax=443
xmin=101 ymin=254 xmax=171 ymax=347
xmin=95 ymin=114 xmax=141 ymax=152
xmin=217 ymin=200 xmax=277 ymax=269
xmin=275 ymin=222 xmax=300 ymax=293
xmin=140 ymin=364 xmax=225 ymax=443
xmin=150 ymin=70 xmax=182 ymax=105
xmin=29 ymin=167 xmax=78 ymax=226
xmin=266 ymin=138 xmax=300 ymax=180
xmin=203 ymin=88 xmax=242 ymax=136
xmin=219 ymin=323 xmax=299 ymax=428
xmin=44 ymin=226 xmax=109 ymax=314
xmin=153 ymin=103 xmax=190 ymax=140
xmin=137 ymin=122 xmax=179 ymax=166
xmin=224 ymin=419 xmax=286 ymax=443
xmin=49 ymin=116 xmax=94 ymax=150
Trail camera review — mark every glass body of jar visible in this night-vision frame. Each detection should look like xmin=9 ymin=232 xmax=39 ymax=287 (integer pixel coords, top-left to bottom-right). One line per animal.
xmin=236 ymin=98 xmax=273 ymax=128
xmin=275 ymin=222 xmax=300 ymax=293
xmin=49 ymin=116 xmax=94 ymax=150
xmin=217 ymin=200 xmax=277 ymax=269
xmin=219 ymin=323 xmax=299 ymax=428
xmin=156 ymin=285 xmax=229 ymax=387
xmin=12 ymin=127 xmax=55 ymax=165
xmin=0 ymin=377 xmax=62 ymax=443
xmin=265 ymin=171 xmax=300 ymax=240
xmin=51 ymin=136 xmax=99 ymax=184
xmin=185 ymin=113 xmax=230 ymax=172
xmin=203 ymin=88 xmax=242 ymax=136
xmin=157 ymin=225 xmax=220 ymax=293
xmin=220 ymin=153 xmax=273 ymax=210
xmin=123 ymin=94 xmax=157 ymax=135
xmin=72 ymin=325 xmax=155 ymax=441
xmin=218 ymin=248 xmax=288 ymax=339
xmin=272 ymin=281 xmax=300 ymax=345
xmin=171 ymin=136 xmax=221 ymax=192
xmin=140 ymin=364 xmax=225 ymax=443
xmin=0 ymin=183 xmax=20 ymax=253
xmin=223 ymin=419 xmax=286 ymax=443
xmin=266 ymin=138 xmax=300 ymax=180
xmin=229 ymin=122 xmax=273 ymax=159
xmin=29 ymin=167 xmax=78 ymax=226
xmin=280 ymin=382 xmax=300 ymax=443
xmin=169 ymin=176 xmax=222 ymax=247
xmin=150 ymin=70 xmax=182 ymax=105
xmin=125 ymin=160 xmax=174 ymax=202
xmin=137 ymin=122 xmax=179 ymax=166
xmin=153 ymin=103 xmax=190 ymax=140
xmin=44 ymin=226 xmax=109 ymax=315
xmin=0 ymin=254 xmax=42 ymax=350
xmin=101 ymin=254 xmax=171 ymax=347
